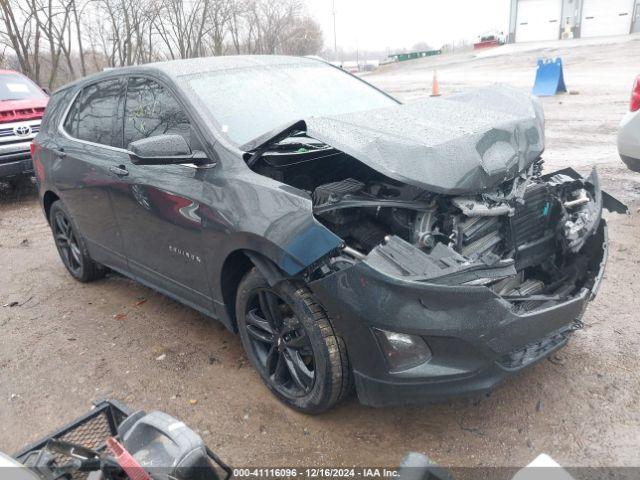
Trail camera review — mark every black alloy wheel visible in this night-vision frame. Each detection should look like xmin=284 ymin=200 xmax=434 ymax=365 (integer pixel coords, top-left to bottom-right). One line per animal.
xmin=49 ymin=200 xmax=105 ymax=282
xmin=244 ymin=287 xmax=316 ymax=396
xmin=236 ymin=268 xmax=352 ymax=413
xmin=53 ymin=209 xmax=83 ymax=277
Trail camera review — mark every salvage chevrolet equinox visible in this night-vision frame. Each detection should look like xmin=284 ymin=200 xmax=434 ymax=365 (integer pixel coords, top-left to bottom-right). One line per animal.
xmin=33 ymin=56 xmax=627 ymax=413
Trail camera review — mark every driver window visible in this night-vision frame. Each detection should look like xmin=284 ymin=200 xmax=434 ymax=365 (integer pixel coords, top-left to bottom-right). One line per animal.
xmin=123 ymin=77 xmax=191 ymax=150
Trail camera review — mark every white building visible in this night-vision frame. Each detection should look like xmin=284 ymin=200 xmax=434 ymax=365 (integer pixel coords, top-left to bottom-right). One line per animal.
xmin=509 ymin=0 xmax=640 ymax=42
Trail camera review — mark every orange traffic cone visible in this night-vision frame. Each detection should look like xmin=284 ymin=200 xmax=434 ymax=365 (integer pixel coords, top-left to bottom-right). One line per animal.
xmin=430 ymin=70 xmax=441 ymax=97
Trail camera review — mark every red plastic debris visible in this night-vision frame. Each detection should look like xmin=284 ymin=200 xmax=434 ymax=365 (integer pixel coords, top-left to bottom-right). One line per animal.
xmin=106 ymin=437 xmax=152 ymax=480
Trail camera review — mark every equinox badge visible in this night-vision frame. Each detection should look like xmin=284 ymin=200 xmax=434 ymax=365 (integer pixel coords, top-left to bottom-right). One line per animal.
xmin=169 ymin=245 xmax=202 ymax=263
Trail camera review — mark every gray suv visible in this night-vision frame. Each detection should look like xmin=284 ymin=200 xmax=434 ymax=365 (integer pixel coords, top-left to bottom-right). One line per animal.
xmin=33 ymin=56 xmax=626 ymax=413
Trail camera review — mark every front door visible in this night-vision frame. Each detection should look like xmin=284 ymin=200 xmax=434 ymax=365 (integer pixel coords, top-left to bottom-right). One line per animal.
xmin=54 ymin=78 xmax=127 ymax=271
xmin=108 ymin=76 xmax=213 ymax=313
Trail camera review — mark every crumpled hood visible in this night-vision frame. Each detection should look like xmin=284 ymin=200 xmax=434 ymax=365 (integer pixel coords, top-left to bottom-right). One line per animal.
xmin=302 ymin=86 xmax=545 ymax=195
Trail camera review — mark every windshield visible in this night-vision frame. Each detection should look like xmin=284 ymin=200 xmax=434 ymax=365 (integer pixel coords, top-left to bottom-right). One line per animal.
xmin=185 ymin=61 xmax=398 ymax=146
xmin=0 ymin=73 xmax=47 ymax=101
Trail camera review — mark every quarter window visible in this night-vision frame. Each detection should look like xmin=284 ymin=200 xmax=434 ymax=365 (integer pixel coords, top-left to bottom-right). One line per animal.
xmin=63 ymin=93 xmax=80 ymax=138
xmin=124 ymin=77 xmax=191 ymax=149
xmin=64 ymin=79 xmax=122 ymax=147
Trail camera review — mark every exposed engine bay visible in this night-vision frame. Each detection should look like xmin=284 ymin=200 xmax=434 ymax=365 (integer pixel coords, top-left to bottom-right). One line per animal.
xmin=248 ymin=133 xmax=619 ymax=312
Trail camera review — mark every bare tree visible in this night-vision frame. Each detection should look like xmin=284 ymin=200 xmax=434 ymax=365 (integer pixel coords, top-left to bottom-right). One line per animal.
xmin=227 ymin=0 xmax=249 ymax=54
xmin=0 ymin=0 xmax=325 ymax=89
xmin=279 ymin=15 xmax=323 ymax=56
xmin=38 ymin=0 xmax=73 ymax=87
xmin=70 ymin=0 xmax=86 ymax=76
xmin=248 ymin=0 xmax=302 ymax=54
xmin=0 ymin=0 xmax=76 ymax=87
xmin=84 ymin=0 xmax=158 ymax=68
xmin=205 ymin=0 xmax=233 ymax=55
xmin=0 ymin=0 xmax=41 ymax=80
xmin=238 ymin=0 xmax=321 ymax=55
xmin=155 ymin=0 xmax=212 ymax=59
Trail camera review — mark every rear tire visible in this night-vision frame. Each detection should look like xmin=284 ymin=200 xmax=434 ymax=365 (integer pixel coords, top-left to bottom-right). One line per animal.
xmin=236 ymin=268 xmax=352 ymax=414
xmin=49 ymin=200 xmax=105 ymax=282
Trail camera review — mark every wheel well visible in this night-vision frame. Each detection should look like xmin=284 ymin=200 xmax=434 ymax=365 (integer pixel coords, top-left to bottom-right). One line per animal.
xmin=220 ymin=250 xmax=254 ymax=329
xmin=43 ymin=191 xmax=60 ymax=224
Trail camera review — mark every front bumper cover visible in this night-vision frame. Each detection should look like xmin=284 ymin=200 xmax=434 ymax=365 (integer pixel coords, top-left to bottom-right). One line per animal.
xmin=0 ymin=156 xmax=33 ymax=179
xmin=0 ymin=137 xmax=33 ymax=178
xmin=309 ymin=219 xmax=608 ymax=407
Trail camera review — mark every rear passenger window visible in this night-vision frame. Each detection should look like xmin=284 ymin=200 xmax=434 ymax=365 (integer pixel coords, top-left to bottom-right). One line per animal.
xmin=124 ymin=77 xmax=191 ymax=149
xmin=64 ymin=79 xmax=122 ymax=147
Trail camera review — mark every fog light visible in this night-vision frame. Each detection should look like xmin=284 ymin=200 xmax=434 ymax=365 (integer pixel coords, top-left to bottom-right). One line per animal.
xmin=373 ymin=329 xmax=432 ymax=372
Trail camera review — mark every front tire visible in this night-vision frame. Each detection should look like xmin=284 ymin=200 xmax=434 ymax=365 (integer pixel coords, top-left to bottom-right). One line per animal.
xmin=236 ymin=268 xmax=352 ymax=414
xmin=49 ymin=200 xmax=105 ymax=282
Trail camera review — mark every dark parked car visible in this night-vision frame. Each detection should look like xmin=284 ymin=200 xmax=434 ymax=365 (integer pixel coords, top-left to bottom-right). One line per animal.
xmin=33 ymin=56 xmax=626 ymax=413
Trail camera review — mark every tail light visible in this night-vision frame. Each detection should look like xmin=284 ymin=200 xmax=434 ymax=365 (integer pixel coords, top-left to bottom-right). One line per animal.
xmin=31 ymin=141 xmax=46 ymax=183
xmin=631 ymin=76 xmax=640 ymax=112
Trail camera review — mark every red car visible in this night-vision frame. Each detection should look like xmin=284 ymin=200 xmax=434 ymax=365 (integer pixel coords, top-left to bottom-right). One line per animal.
xmin=0 ymin=69 xmax=49 ymax=182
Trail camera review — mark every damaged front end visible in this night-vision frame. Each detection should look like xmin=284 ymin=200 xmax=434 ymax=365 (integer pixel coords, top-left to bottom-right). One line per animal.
xmin=306 ymin=162 xmax=620 ymax=311
xmin=247 ymin=137 xmax=624 ymax=406
xmin=243 ymin=87 xmax=627 ymax=406
xmin=302 ymin=164 xmax=623 ymax=405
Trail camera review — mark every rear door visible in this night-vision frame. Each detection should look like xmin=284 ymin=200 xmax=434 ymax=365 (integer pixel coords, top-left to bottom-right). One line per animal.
xmin=108 ymin=76 xmax=213 ymax=312
xmin=54 ymin=78 xmax=127 ymax=271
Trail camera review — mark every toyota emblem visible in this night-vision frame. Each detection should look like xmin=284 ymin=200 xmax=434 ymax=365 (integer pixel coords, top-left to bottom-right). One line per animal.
xmin=14 ymin=125 xmax=31 ymax=137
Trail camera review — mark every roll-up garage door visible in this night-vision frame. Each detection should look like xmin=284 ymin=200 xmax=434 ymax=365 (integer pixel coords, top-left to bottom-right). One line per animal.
xmin=581 ymin=0 xmax=634 ymax=38
xmin=516 ymin=0 xmax=562 ymax=42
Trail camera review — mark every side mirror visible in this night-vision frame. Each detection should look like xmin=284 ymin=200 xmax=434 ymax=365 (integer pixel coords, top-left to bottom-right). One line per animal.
xmin=128 ymin=134 xmax=208 ymax=166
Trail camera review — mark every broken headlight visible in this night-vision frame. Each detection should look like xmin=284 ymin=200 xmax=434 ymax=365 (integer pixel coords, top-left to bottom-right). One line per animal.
xmin=374 ymin=329 xmax=432 ymax=372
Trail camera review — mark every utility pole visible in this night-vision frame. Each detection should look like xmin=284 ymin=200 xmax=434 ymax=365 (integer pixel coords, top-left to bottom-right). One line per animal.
xmin=332 ymin=0 xmax=337 ymax=59
xmin=356 ymin=38 xmax=359 ymax=71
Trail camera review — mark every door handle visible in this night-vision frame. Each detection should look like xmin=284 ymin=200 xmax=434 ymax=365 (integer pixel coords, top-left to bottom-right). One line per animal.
xmin=109 ymin=165 xmax=129 ymax=176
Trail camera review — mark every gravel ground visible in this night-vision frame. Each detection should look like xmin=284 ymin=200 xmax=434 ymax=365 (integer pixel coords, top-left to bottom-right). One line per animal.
xmin=1 ymin=36 xmax=640 ymax=469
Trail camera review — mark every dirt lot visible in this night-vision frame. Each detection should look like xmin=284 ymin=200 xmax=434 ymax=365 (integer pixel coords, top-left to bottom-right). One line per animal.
xmin=2 ymin=36 xmax=640 ymax=469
